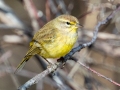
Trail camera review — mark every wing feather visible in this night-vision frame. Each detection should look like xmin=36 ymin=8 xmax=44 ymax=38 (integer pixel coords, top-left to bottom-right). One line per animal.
xmin=33 ymin=22 xmax=57 ymax=44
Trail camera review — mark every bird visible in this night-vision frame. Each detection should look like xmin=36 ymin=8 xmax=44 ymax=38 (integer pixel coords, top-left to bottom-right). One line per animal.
xmin=15 ymin=14 xmax=82 ymax=73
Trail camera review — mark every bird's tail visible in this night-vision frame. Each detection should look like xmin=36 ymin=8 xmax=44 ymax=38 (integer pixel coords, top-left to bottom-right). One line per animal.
xmin=14 ymin=55 xmax=32 ymax=74
xmin=15 ymin=41 xmax=40 ymax=74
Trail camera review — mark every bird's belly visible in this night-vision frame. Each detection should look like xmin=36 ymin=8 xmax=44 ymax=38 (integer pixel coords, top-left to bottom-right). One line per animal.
xmin=48 ymin=43 xmax=74 ymax=58
xmin=40 ymin=35 xmax=77 ymax=58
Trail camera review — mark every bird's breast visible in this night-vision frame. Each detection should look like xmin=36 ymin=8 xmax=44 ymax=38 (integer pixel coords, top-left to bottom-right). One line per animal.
xmin=40 ymin=31 xmax=78 ymax=58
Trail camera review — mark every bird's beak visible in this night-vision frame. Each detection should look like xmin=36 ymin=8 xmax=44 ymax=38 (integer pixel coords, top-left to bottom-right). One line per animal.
xmin=76 ymin=23 xmax=83 ymax=28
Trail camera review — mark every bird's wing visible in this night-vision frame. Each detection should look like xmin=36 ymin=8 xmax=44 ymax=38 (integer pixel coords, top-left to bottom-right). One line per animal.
xmin=33 ymin=25 xmax=57 ymax=44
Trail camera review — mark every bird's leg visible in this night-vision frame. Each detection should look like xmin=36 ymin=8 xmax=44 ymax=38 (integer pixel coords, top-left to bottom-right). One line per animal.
xmin=45 ymin=58 xmax=52 ymax=65
xmin=43 ymin=58 xmax=57 ymax=75
xmin=43 ymin=58 xmax=54 ymax=68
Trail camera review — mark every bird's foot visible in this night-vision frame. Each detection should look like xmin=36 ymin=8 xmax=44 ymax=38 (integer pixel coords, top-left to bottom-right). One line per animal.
xmin=47 ymin=62 xmax=58 ymax=76
xmin=47 ymin=62 xmax=53 ymax=68
xmin=57 ymin=57 xmax=66 ymax=69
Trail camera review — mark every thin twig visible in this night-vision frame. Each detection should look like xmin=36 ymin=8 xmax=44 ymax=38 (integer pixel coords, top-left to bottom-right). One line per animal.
xmin=77 ymin=61 xmax=120 ymax=87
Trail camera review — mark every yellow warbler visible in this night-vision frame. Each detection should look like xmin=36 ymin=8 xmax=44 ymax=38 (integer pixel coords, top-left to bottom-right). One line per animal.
xmin=15 ymin=14 xmax=82 ymax=73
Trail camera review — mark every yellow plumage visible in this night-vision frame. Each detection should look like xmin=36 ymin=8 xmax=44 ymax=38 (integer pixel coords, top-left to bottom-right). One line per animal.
xmin=15 ymin=14 xmax=81 ymax=73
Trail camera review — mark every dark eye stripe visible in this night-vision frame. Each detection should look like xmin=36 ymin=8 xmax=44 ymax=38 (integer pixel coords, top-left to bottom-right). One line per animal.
xmin=66 ymin=22 xmax=71 ymax=25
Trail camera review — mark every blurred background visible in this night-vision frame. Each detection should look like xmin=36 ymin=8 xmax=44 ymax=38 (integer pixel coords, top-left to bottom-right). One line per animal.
xmin=0 ymin=0 xmax=120 ymax=90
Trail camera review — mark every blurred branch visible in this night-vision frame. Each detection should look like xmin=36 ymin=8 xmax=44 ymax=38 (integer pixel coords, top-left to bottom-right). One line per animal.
xmin=0 ymin=65 xmax=37 ymax=78
xmin=94 ymin=41 xmax=120 ymax=58
xmin=67 ymin=0 xmax=74 ymax=14
xmin=2 ymin=35 xmax=26 ymax=44
xmin=78 ymin=2 xmax=116 ymax=19
xmin=0 ymin=0 xmax=32 ymax=37
xmin=22 ymin=0 xmax=40 ymax=30
xmin=0 ymin=50 xmax=12 ymax=64
xmin=68 ymin=48 xmax=89 ymax=78
xmin=45 ymin=0 xmax=51 ymax=21
xmin=0 ymin=50 xmax=20 ymax=88
xmin=49 ymin=0 xmax=61 ymax=16
xmin=43 ymin=76 xmax=72 ymax=90
xmin=50 ymin=73 xmax=73 ymax=90
xmin=0 ymin=24 xmax=28 ymax=31
xmin=83 ymin=30 xmax=120 ymax=40
xmin=22 ymin=0 xmax=48 ymax=29
xmin=55 ymin=0 xmax=67 ymax=14
xmin=59 ymin=69 xmax=87 ymax=90
xmin=82 ymin=30 xmax=120 ymax=58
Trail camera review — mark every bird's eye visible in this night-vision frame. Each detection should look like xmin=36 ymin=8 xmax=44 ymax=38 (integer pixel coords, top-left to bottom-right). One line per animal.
xmin=66 ymin=22 xmax=71 ymax=25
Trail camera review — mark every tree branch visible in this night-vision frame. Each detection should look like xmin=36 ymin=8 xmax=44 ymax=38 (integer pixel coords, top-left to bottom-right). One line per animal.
xmin=18 ymin=62 xmax=62 ymax=90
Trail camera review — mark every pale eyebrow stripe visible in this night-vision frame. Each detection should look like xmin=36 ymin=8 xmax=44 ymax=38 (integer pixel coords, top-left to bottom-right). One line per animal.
xmin=59 ymin=18 xmax=76 ymax=25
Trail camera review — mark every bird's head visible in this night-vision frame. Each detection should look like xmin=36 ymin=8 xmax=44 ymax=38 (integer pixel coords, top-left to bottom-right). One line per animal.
xmin=54 ymin=15 xmax=82 ymax=33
